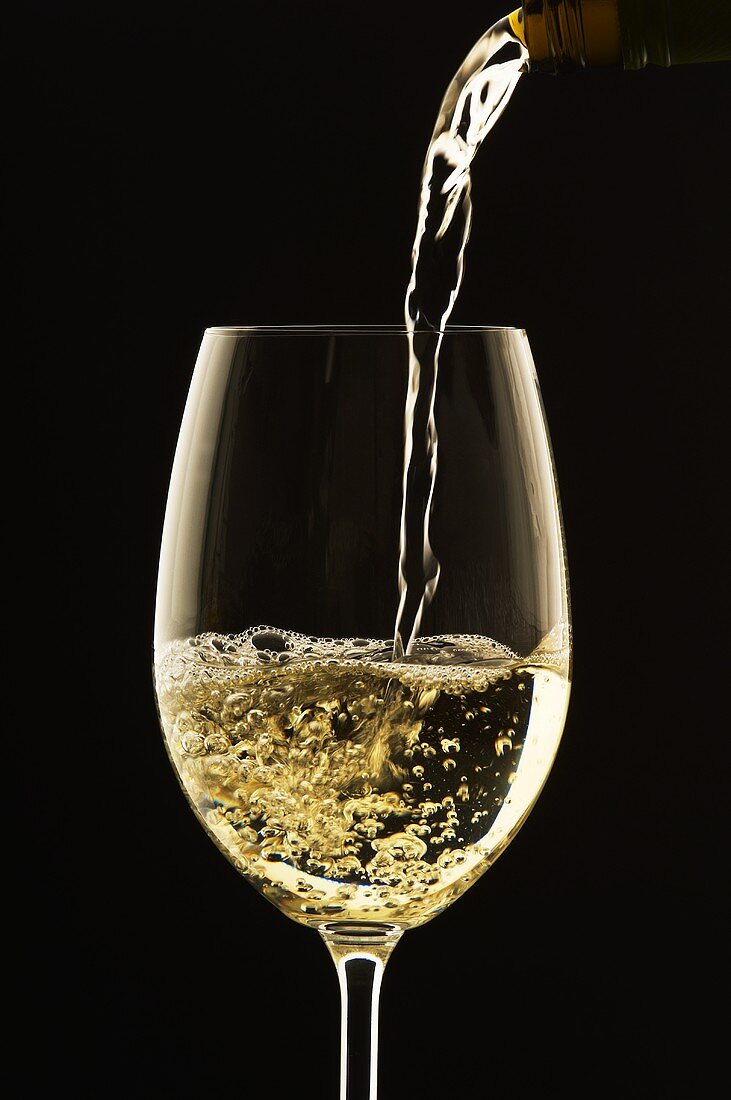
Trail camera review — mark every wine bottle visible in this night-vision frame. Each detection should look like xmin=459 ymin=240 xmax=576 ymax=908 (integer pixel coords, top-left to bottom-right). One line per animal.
xmin=508 ymin=0 xmax=731 ymax=72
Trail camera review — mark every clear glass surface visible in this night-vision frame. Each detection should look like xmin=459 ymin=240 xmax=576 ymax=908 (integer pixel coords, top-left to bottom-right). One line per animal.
xmin=153 ymin=325 xmax=571 ymax=1098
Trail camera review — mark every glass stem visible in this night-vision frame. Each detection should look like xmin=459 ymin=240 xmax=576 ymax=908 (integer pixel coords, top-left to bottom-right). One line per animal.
xmin=321 ymin=927 xmax=402 ymax=1100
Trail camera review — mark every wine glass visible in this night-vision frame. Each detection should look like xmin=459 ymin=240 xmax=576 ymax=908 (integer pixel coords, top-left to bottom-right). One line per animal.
xmin=153 ymin=325 xmax=571 ymax=1098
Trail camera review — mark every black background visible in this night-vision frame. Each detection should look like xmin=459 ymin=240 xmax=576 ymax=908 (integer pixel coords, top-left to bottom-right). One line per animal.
xmin=12 ymin=1 xmax=730 ymax=1095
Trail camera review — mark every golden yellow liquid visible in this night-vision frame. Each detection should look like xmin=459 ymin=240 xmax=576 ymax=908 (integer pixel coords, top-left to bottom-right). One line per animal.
xmin=154 ymin=628 xmax=570 ymax=931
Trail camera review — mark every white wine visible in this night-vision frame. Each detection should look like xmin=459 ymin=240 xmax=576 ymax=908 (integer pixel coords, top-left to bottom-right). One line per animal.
xmin=154 ymin=626 xmax=569 ymax=931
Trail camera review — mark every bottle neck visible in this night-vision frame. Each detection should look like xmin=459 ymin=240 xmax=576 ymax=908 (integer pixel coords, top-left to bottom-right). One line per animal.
xmin=619 ymin=0 xmax=731 ymax=69
xmin=512 ymin=0 xmax=731 ymax=72
xmin=514 ymin=1 xmax=622 ymax=72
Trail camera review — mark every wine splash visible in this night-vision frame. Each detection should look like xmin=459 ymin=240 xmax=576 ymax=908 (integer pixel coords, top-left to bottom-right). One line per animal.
xmin=394 ymin=13 xmax=528 ymax=658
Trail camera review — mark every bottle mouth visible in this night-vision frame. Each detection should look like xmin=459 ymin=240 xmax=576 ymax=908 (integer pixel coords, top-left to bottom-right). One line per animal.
xmin=519 ymin=0 xmax=622 ymax=71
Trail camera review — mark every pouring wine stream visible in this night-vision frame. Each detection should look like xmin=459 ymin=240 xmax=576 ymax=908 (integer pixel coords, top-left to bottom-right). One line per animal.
xmin=394 ymin=14 xmax=528 ymax=659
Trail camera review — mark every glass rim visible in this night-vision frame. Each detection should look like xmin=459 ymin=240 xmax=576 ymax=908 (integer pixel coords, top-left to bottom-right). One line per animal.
xmin=204 ymin=324 xmax=525 ymax=336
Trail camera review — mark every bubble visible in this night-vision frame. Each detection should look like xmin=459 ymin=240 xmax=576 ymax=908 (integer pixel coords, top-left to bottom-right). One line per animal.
xmin=371 ymin=833 xmax=428 ymax=860
xmin=437 ymin=848 xmax=467 ymax=869
xmin=223 ymin=692 xmax=253 ymax=720
xmin=180 ymin=732 xmax=205 ymax=756
xmin=204 ymin=732 xmax=230 ymax=754
xmin=175 ymin=708 xmax=215 ymax=739
xmin=261 ymin=837 xmax=291 ymax=862
xmin=251 ymin=630 xmax=287 ymax=652
xmin=355 ymin=819 xmax=383 ymax=839
xmin=412 ymin=765 xmax=425 ymax=779
xmin=337 ymin=855 xmax=363 ymax=877
xmin=206 ymin=758 xmax=237 ymax=786
xmin=442 ymin=758 xmax=456 ymax=771
xmin=307 ymin=855 xmax=335 ymax=875
xmin=494 ymin=731 xmax=513 ymax=756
